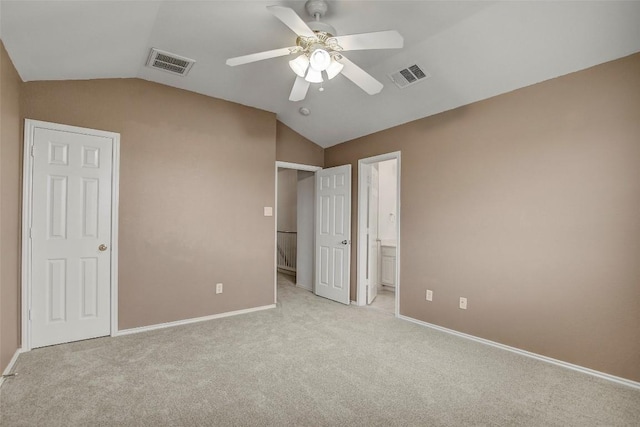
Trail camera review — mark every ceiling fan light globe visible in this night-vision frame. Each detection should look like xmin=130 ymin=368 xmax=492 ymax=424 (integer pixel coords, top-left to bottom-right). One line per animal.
xmin=326 ymin=60 xmax=344 ymax=80
xmin=309 ymin=48 xmax=331 ymax=71
xmin=305 ymin=67 xmax=324 ymax=83
xmin=289 ymin=55 xmax=309 ymax=78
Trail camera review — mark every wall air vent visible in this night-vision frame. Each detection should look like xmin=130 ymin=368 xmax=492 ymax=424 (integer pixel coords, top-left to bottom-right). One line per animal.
xmin=388 ymin=64 xmax=430 ymax=89
xmin=146 ymin=48 xmax=196 ymax=76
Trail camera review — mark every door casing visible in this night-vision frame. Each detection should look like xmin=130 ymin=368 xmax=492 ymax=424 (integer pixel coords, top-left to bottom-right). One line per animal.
xmin=274 ymin=161 xmax=322 ymax=304
xmin=365 ymin=163 xmax=380 ymax=304
xmin=357 ymin=152 xmax=401 ymax=314
xmin=21 ymin=119 xmax=121 ymax=351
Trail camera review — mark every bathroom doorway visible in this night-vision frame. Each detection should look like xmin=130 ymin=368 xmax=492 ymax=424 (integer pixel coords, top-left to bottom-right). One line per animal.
xmin=357 ymin=152 xmax=400 ymax=315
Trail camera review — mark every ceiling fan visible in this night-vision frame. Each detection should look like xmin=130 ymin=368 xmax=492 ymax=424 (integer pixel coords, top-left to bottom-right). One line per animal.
xmin=226 ymin=0 xmax=404 ymax=102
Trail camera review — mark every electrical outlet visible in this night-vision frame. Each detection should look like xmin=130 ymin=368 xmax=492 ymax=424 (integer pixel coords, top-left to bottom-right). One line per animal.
xmin=216 ymin=283 xmax=223 ymax=294
xmin=426 ymin=290 xmax=433 ymax=301
xmin=459 ymin=297 xmax=467 ymax=310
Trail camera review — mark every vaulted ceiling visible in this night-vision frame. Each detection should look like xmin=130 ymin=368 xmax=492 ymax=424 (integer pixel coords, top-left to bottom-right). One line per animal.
xmin=2 ymin=1 xmax=639 ymax=147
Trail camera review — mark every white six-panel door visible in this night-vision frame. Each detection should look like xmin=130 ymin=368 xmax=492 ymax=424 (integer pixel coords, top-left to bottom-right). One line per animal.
xmin=30 ymin=125 xmax=114 ymax=348
xmin=315 ymin=165 xmax=351 ymax=305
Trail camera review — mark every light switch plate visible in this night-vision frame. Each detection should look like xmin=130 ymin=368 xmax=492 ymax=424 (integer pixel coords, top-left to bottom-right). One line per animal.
xmin=264 ymin=207 xmax=273 ymax=216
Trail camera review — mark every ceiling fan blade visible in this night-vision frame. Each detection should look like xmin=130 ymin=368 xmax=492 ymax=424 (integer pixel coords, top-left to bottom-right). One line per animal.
xmin=331 ymin=30 xmax=403 ymax=51
xmin=226 ymin=46 xmax=297 ymax=66
xmin=289 ymin=76 xmax=310 ymax=102
xmin=267 ymin=6 xmax=316 ymax=38
xmin=337 ymin=56 xmax=383 ymax=95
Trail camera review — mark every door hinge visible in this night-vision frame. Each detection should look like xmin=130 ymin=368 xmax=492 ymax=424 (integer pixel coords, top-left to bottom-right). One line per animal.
xmin=29 ymin=227 xmax=33 ymax=239
xmin=28 ymin=309 xmax=32 ymax=321
xmin=30 ymin=146 xmax=35 ymax=157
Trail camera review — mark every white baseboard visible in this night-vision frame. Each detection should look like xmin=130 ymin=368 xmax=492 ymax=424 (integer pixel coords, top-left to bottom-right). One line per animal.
xmin=0 ymin=347 xmax=23 ymax=388
xmin=398 ymin=315 xmax=640 ymax=390
xmin=115 ymin=304 xmax=277 ymax=337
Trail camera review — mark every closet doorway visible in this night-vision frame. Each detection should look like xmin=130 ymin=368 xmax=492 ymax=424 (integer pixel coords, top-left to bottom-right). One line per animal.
xmin=356 ymin=152 xmax=400 ymax=315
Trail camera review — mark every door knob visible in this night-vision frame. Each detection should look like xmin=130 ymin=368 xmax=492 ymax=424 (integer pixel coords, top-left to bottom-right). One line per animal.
xmin=341 ymin=240 xmax=350 ymax=245
xmin=98 ymin=244 xmax=108 ymax=252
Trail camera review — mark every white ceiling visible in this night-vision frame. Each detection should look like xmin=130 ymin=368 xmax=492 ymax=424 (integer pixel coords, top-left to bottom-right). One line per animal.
xmin=2 ymin=1 xmax=639 ymax=148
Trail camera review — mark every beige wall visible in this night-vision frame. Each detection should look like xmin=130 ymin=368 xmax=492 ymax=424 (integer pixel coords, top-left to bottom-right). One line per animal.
xmin=276 ymin=121 xmax=324 ymax=167
xmin=0 ymin=41 xmax=23 ymax=372
xmin=22 ymin=78 xmax=277 ymax=329
xmin=325 ymin=53 xmax=640 ymax=382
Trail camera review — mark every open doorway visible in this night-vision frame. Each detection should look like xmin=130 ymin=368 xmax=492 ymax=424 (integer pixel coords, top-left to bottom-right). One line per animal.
xmin=357 ymin=152 xmax=400 ymax=315
xmin=274 ymin=161 xmax=321 ymax=303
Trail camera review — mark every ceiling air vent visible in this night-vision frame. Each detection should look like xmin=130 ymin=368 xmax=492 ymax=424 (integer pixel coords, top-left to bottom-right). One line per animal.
xmin=146 ymin=48 xmax=196 ymax=76
xmin=388 ymin=64 xmax=430 ymax=89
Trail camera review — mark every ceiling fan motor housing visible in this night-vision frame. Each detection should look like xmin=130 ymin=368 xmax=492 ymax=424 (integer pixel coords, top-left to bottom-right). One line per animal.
xmin=307 ymin=20 xmax=337 ymax=37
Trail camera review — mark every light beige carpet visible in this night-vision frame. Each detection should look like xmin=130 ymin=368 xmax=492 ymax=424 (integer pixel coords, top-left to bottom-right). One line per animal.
xmin=1 ymin=279 xmax=639 ymax=426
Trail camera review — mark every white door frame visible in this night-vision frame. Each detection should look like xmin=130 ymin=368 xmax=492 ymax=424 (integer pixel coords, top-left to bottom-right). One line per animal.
xmin=274 ymin=161 xmax=322 ymax=303
xmin=21 ymin=119 xmax=120 ymax=351
xmin=356 ymin=152 xmax=401 ymax=315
